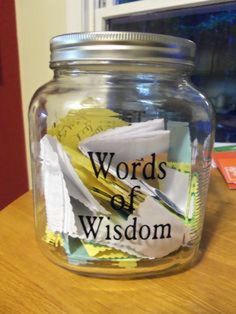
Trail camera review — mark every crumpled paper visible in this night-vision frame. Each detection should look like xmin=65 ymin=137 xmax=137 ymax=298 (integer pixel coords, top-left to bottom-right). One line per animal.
xmin=79 ymin=118 xmax=170 ymax=164
xmin=40 ymin=110 xmax=192 ymax=259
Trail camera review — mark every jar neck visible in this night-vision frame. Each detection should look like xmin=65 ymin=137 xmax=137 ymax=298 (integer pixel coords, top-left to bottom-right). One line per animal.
xmin=52 ymin=62 xmax=193 ymax=81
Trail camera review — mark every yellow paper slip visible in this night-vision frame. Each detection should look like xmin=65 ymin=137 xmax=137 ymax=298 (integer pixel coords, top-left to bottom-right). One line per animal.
xmin=44 ymin=229 xmax=64 ymax=247
xmin=82 ymin=241 xmax=133 ymax=259
xmin=48 ymin=108 xmax=128 ymax=150
xmin=117 ymin=260 xmax=138 ymax=268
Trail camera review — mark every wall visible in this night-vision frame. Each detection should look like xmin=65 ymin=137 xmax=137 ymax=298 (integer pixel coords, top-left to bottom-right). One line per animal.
xmin=15 ymin=0 xmax=83 ymax=186
xmin=0 ymin=0 xmax=28 ymax=208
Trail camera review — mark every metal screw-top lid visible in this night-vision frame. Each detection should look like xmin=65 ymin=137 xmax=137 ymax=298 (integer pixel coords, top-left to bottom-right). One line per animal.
xmin=50 ymin=32 xmax=196 ymax=66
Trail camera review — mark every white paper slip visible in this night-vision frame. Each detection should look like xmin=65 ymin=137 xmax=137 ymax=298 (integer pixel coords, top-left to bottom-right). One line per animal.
xmin=159 ymin=167 xmax=190 ymax=217
xmin=40 ymin=135 xmax=111 ymax=235
xmin=79 ymin=119 xmax=170 ymax=164
xmin=45 ymin=135 xmax=109 ymax=215
xmin=40 ymin=135 xmax=74 ymax=233
xmin=101 ymin=196 xmax=190 ymax=259
xmin=80 ymin=118 xmax=165 ymax=140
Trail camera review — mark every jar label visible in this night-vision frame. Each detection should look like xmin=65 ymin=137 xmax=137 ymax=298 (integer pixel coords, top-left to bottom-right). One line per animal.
xmin=40 ymin=108 xmax=199 ymax=262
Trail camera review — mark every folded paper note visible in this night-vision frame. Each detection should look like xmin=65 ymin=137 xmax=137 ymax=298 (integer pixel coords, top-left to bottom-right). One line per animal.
xmin=98 ymin=196 xmax=190 ymax=259
xmin=159 ymin=167 xmax=190 ymax=217
xmin=40 ymin=109 xmax=195 ymax=262
xmin=79 ymin=119 xmax=170 ymax=164
xmin=40 ymin=136 xmax=73 ymax=233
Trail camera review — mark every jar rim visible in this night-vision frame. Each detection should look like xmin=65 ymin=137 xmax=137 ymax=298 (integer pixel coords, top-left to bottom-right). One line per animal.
xmin=50 ymin=31 xmax=196 ymax=67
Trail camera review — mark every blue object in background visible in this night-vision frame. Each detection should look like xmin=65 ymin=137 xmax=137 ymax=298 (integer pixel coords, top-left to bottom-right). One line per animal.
xmin=116 ymin=0 xmax=140 ymax=4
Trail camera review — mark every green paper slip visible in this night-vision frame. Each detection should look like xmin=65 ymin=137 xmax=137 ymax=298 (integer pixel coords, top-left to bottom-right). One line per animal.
xmin=214 ymin=145 xmax=236 ymax=152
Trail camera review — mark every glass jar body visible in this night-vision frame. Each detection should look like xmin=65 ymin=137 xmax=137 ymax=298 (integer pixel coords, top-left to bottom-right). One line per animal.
xmin=29 ymin=64 xmax=214 ymax=278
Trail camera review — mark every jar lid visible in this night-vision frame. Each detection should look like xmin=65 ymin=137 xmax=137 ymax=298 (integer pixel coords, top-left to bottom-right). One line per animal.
xmin=50 ymin=31 xmax=196 ymax=66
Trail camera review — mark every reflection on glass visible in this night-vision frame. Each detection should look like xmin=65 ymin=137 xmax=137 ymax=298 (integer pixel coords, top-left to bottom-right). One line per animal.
xmin=109 ymin=2 xmax=236 ymax=142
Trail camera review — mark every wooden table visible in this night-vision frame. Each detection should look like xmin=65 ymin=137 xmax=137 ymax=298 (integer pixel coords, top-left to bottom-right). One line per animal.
xmin=0 ymin=170 xmax=235 ymax=313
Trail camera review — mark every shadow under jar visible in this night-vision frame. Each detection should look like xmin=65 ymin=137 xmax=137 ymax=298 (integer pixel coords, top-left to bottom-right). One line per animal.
xmin=29 ymin=32 xmax=215 ymax=278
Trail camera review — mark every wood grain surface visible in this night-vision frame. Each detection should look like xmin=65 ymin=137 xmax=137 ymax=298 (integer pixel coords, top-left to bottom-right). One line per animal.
xmin=0 ymin=170 xmax=235 ymax=313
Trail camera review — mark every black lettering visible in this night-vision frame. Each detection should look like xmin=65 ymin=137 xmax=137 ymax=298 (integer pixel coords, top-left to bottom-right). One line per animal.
xmin=105 ymin=224 xmax=111 ymax=240
xmin=116 ymin=161 xmax=129 ymax=180
xmin=139 ymin=224 xmax=151 ymax=240
xmin=158 ymin=161 xmax=167 ymax=180
xmin=78 ymin=215 xmax=103 ymax=239
xmin=88 ymin=152 xmax=115 ymax=179
xmin=125 ymin=217 xmax=137 ymax=240
xmin=143 ymin=153 xmax=156 ymax=180
xmin=113 ymin=224 xmax=123 ymax=240
xmin=128 ymin=186 xmax=141 ymax=213
xmin=110 ymin=194 xmax=125 ymax=211
xmin=130 ymin=160 xmax=142 ymax=179
xmin=153 ymin=223 xmax=171 ymax=239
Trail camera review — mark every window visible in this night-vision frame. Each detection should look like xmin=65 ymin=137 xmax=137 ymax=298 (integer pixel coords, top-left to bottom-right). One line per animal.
xmin=93 ymin=0 xmax=236 ymax=142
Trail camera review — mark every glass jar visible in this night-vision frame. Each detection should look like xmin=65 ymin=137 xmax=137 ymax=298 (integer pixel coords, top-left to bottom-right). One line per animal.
xmin=29 ymin=32 xmax=215 ymax=278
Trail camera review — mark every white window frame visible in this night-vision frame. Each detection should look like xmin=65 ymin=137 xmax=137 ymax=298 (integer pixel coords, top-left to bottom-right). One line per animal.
xmin=94 ymin=0 xmax=235 ymax=31
xmin=66 ymin=0 xmax=236 ymax=33
xmin=65 ymin=0 xmax=97 ymax=32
